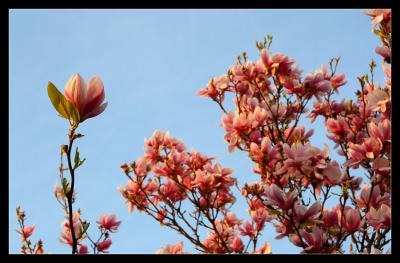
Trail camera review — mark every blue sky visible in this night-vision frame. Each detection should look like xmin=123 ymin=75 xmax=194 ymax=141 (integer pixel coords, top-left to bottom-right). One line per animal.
xmin=9 ymin=9 xmax=384 ymax=254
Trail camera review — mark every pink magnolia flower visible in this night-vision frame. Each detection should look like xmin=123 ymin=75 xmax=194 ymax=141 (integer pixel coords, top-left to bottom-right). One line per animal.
xmin=224 ymin=212 xmax=241 ymax=227
xmin=264 ymin=184 xmax=297 ymax=210
xmin=322 ymin=207 xmax=339 ymax=228
xmin=254 ymin=242 xmax=272 ymax=254
xmin=293 ymin=201 xmax=322 ymax=224
xmin=161 ymin=179 xmax=185 ymax=202
xmin=249 ymin=137 xmax=280 ymax=166
xmin=302 ymin=70 xmax=331 ymax=101
xmin=347 ymin=137 xmax=382 ymax=167
xmin=78 ymin=244 xmax=88 ymax=254
xmin=375 ymin=46 xmax=391 ymax=63
xmin=17 ymin=225 xmax=35 ymax=239
xmin=300 ymin=226 xmax=326 ymax=252
xmin=197 ymin=75 xmax=229 ymax=100
xmin=156 ymin=241 xmax=189 ymax=254
xmin=238 ymin=221 xmax=257 ymax=237
xmin=366 ymin=204 xmax=391 ymax=230
xmin=278 ymin=142 xmax=328 ymax=179
xmin=368 ymin=119 xmax=391 ymax=144
xmin=330 ymin=73 xmax=347 ymax=91
xmin=366 ymin=87 xmax=390 ymax=113
xmin=322 ymin=160 xmax=343 ymax=185
xmin=250 ymin=207 xmax=274 ymax=230
xmin=326 ymin=116 xmax=349 ymax=143
xmin=97 ymin=214 xmax=122 ymax=233
xmin=97 ymin=239 xmax=112 ymax=253
xmin=64 ymin=73 xmax=108 ymax=122
xmin=232 ymin=236 xmax=244 ymax=253
xmin=341 ymin=208 xmax=362 ymax=234
xmin=357 ymin=184 xmax=390 ymax=209
xmin=365 ymin=9 xmax=391 ymax=28
xmin=383 ymin=62 xmax=391 ymax=87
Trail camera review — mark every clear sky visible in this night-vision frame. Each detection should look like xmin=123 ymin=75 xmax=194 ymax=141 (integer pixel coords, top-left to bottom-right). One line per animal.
xmin=9 ymin=9 xmax=384 ymax=254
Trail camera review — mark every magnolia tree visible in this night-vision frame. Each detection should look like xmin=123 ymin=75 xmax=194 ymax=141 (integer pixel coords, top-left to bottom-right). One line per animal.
xmin=15 ymin=9 xmax=391 ymax=254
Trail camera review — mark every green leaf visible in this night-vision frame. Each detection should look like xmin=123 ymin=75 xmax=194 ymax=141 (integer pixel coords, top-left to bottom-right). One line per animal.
xmin=47 ymin=82 xmax=80 ymax=124
xmin=74 ymin=133 xmax=85 ymax=139
xmin=74 ymin=147 xmax=80 ymax=168
xmin=62 ymin=177 xmax=69 ymax=195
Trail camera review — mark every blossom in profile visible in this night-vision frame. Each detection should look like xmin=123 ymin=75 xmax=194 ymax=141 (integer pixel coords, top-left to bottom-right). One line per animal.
xmin=254 ymin=242 xmax=272 ymax=254
xmin=17 ymin=225 xmax=36 ymax=239
xmin=97 ymin=214 xmax=122 ymax=233
xmin=96 ymin=239 xmax=112 ymax=253
xmin=64 ymin=73 xmax=108 ymax=122
xmin=156 ymin=241 xmax=189 ymax=254
xmin=341 ymin=208 xmax=362 ymax=234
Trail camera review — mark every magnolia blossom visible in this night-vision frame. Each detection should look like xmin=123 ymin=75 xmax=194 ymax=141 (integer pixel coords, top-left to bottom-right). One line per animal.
xmin=293 ymin=201 xmax=322 ymax=224
xmin=97 ymin=239 xmax=112 ymax=253
xmin=366 ymin=87 xmax=390 ymax=113
xmin=366 ymin=204 xmax=391 ymax=230
xmin=64 ymin=74 xmax=108 ymax=122
xmin=341 ymin=208 xmax=362 ymax=234
xmin=264 ymin=184 xmax=296 ymax=210
xmin=17 ymin=225 xmax=35 ymax=239
xmin=300 ymin=226 xmax=326 ymax=252
xmin=97 ymin=214 xmax=122 ymax=233
xmin=254 ymin=242 xmax=272 ymax=254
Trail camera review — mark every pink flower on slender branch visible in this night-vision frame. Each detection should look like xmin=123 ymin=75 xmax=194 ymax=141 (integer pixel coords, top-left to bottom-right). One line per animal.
xmin=17 ymin=225 xmax=36 ymax=239
xmin=97 ymin=214 xmax=122 ymax=233
xmin=64 ymin=73 xmax=108 ymax=122
xmin=96 ymin=239 xmax=112 ymax=253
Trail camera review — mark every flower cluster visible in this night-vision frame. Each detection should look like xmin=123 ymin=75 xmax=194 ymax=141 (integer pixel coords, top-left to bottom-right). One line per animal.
xmin=196 ymin=9 xmax=391 ymax=254
xmin=120 ymin=130 xmax=275 ymax=253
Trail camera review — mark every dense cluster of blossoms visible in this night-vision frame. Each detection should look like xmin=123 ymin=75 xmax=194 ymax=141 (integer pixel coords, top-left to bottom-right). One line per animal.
xmin=119 ymin=130 xmax=272 ymax=254
xmin=194 ymin=9 xmax=391 ymax=254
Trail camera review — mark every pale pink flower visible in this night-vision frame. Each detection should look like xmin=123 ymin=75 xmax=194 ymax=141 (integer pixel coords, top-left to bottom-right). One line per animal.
xmin=366 ymin=204 xmax=391 ymax=230
xmin=368 ymin=119 xmax=391 ymax=144
xmin=97 ymin=239 xmax=112 ymax=253
xmin=300 ymin=226 xmax=326 ymax=251
xmin=302 ymin=70 xmax=331 ymax=100
xmin=366 ymin=87 xmax=390 ymax=112
xmin=264 ymin=184 xmax=296 ymax=210
xmin=254 ymin=242 xmax=272 ymax=254
xmin=322 ymin=160 xmax=343 ymax=185
xmin=365 ymin=9 xmax=391 ymax=28
xmin=156 ymin=241 xmax=189 ymax=254
xmin=342 ymin=208 xmax=362 ymax=234
xmin=64 ymin=74 xmax=107 ymax=122
xmin=357 ymin=184 xmax=390 ymax=209
xmin=97 ymin=214 xmax=121 ymax=233
xmin=293 ymin=201 xmax=322 ymax=224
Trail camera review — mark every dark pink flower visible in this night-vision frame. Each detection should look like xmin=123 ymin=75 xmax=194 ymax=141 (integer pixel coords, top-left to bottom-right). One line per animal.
xmin=97 ymin=239 xmax=112 ymax=253
xmin=17 ymin=225 xmax=35 ymax=239
xmin=97 ymin=214 xmax=122 ymax=233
